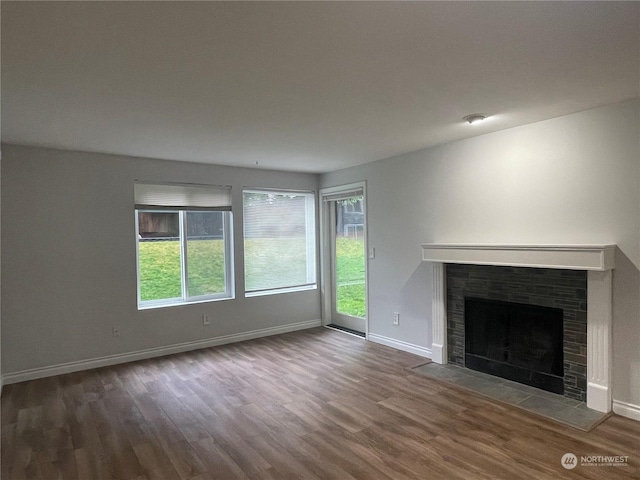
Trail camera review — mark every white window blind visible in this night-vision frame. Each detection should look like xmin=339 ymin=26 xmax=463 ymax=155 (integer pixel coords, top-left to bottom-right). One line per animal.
xmin=135 ymin=182 xmax=232 ymax=211
xmin=321 ymin=187 xmax=364 ymax=202
xmin=243 ymin=190 xmax=316 ymax=293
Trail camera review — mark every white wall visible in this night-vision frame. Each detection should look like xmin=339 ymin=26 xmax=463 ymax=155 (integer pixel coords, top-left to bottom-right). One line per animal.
xmin=321 ymin=99 xmax=640 ymax=409
xmin=0 ymin=146 xmax=3 ymax=393
xmin=1 ymin=7 xmax=3 ymax=393
xmin=1 ymin=145 xmax=320 ymax=378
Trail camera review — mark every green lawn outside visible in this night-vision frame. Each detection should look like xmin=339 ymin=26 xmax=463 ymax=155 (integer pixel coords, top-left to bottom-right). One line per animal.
xmin=336 ymin=283 xmax=366 ymax=318
xmin=244 ymin=238 xmax=308 ymax=291
xmin=138 ymin=239 xmax=227 ymax=301
xmin=335 ymin=237 xmax=366 ymax=317
xmin=138 ymin=240 xmax=182 ymax=301
xmin=187 ymin=239 xmax=226 ymax=297
xmin=138 ymin=237 xmax=366 ymax=318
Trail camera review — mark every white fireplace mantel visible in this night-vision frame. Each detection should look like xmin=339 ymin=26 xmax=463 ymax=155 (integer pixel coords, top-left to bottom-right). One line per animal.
xmin=421 ymin=243 xmax=615 ymax=271
xmin=422 ymin=243 xmax=615 ymax=413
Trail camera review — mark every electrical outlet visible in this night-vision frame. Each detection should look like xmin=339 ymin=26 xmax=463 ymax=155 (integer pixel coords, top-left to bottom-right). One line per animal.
xmin=203 ymin=314 xmax=211 ymax=325
xmin=393 ymin=313 xmax=400 ymax=325
xmin=112 ymin=326 xmax=121 ymax=337
xmin=368 ymin=247 xmax=375 ymax=259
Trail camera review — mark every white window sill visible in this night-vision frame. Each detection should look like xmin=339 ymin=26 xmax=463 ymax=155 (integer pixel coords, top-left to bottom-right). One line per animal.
xmin=245 ymin=284 xmax=317 ymax=298
xmin=138 ymin=295 xmax=234 ymax=311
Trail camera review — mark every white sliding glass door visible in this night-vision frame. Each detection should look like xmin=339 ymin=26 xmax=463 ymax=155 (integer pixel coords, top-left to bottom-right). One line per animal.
xmin=320 ymin=183 xmax=368 ymax=335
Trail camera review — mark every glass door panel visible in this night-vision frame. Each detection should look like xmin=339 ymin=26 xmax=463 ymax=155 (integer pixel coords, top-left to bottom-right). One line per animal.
xmin=332 ymin=196 xmax=366 ymax=333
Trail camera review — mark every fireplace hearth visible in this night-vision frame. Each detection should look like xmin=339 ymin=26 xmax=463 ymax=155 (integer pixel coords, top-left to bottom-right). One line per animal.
xmin=464 ymin=297 xmax=564 ymax=394
xmin=422 ymin=243 xmax=615 ymax=413
xmin=446 ymin=264 xmax=587 ymax=401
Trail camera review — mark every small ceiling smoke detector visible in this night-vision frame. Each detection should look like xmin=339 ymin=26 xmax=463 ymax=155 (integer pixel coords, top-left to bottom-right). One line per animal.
xmin=463 ymin=113 xmax=488 ymax=125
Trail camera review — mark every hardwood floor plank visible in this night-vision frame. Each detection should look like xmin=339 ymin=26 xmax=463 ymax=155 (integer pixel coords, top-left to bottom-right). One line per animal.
xmin=3 ymin=327 xmax=640 ymax=480
xmin=133 ymin=442 xmax=182 ymax=480
xmin=255 ymin=402 xmax=318 ymax=437
xmin=52 ymin=447 xmax=80 ymax=480
xmin=301 ymin=429 xmax=396 ymax=480
xmin=190 ymin=437 xmax=250 ymax=480
xmin=158 ymin=439 xmax=208 ymax=480
xmin=259 ymin=425 xmax=360 ymax=480
xmin=307 ymin=427 xmax=420 ymax=480
xmin=74 ymin=445 xmax=115 ymax=480
xmin=130 ymin=393 xmax=188 ymax=446
xmin=241 ymin=432 xmax=322 ymax=480
xmin=187 ymin=473 xmax=215 ymax=480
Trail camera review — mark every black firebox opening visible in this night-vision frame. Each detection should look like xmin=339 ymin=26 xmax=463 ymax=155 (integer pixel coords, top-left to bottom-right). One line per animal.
xmin=464 ymin=297 xmax=564 ymax=395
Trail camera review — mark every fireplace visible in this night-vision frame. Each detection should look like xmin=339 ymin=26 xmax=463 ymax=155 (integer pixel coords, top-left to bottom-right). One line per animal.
xmin=464 ymin=297 xmax=564 ymax=394
xmin=422 ymin=243 xmax=615 ymax=413
xmin=447 ymin=264 xmax=587 ymax=400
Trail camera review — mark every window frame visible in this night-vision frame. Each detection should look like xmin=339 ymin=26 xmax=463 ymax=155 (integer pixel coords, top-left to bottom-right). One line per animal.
xmin=135 ymin=208 xmax=234 ymax=309
xmin=242 ymin=189 xmax=317 ymax=297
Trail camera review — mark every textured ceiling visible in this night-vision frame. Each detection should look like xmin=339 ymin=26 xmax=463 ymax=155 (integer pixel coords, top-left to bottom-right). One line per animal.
xmin=2 ymin=1 xmax=639 ymax=172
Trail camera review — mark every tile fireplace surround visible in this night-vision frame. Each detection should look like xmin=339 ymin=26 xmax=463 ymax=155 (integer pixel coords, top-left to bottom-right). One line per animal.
xmin=421 ymin=244 xmax=615 ymax=413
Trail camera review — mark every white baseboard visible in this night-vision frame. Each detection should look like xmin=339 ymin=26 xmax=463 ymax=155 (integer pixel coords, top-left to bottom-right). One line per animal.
xmin=587 ymin=381 xmax=611 ymax=413
xmin=612 ymin=399 xmax=640 ymax=422
xmin=430 ymin=343 xmax=446 ymax=364
xmin=3 ymin=319 xmax=321 ymax=385
xmin=368 ymin=333 xmax=432 ymax=358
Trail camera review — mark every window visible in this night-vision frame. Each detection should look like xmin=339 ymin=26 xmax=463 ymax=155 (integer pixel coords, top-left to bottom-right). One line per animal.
xmin=135 ymin=183 xmax=233 ymax=308
xmin=243 ymin=190 xmax=316 ymax=295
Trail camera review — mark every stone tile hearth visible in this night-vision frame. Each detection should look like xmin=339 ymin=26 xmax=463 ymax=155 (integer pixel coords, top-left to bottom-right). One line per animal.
xmin=412 ymin=362 xmax=608 ymax=431
xmin=446 ymin=264 xmax=588 ymax=401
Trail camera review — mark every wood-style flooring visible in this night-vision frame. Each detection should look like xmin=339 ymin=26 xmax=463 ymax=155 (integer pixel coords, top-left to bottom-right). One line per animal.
xmin=2 ymin=327 xmax=639 ymax=479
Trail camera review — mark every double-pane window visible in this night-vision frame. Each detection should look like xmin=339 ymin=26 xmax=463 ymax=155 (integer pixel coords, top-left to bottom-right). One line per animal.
xmin=243 ymin=190 xmax=316 ymax=295
xmin=135 ymin=183 xmax=233 ymax=308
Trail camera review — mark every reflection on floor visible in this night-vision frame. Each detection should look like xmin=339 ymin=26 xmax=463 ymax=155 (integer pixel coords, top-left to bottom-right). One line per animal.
xmin=412 ymin=362 xmax=608 ymax=431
